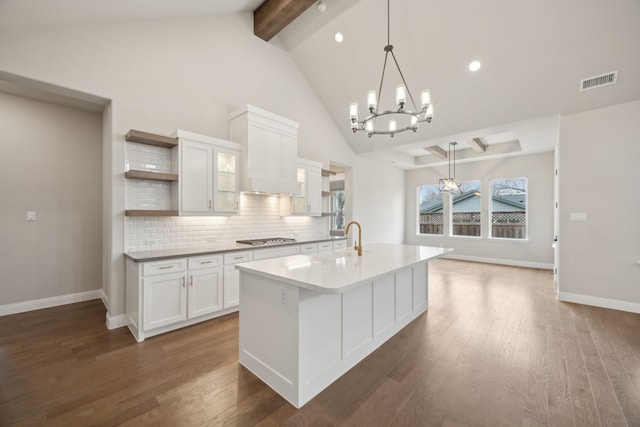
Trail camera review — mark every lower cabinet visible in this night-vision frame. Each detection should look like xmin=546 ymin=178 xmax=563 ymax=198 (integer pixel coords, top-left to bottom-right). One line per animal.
xmin=125 ymin=238 xmax=348 ymax=342
xmin=223 ymin=251 xmax=253 ymax=309
xmin=128 ymin=254 xmax=228 ymax=342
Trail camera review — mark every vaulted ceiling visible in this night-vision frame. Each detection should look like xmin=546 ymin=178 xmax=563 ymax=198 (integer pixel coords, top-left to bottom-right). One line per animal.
xmin=2 ymin=0 xmax=639 ymax=169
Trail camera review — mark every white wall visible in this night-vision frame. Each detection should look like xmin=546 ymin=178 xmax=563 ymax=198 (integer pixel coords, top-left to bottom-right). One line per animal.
xmin=557 ymin=100 xmax=640 ymax=312
xmin=0 ymin=13 xmax=405 ymax=316
xmin=0 ymin=92 xmax=102 ymax=305
xmin=404 ymin=152 xmax=555 ymax=268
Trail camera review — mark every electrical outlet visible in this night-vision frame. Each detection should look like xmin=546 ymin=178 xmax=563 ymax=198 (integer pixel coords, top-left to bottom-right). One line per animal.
xmin=280 ymin=288 xmax=288 ymax=305
xmin=26 ymin=211 xmax=36 ymax=221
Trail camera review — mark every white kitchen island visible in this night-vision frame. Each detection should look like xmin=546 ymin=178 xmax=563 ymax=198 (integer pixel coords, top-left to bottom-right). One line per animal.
xmin=236 ymin=242 xmax=452 ymax=408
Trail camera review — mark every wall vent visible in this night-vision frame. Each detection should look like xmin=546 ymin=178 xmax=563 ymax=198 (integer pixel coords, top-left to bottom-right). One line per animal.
xmin=580 ymin=71 xmax=618 ymax=92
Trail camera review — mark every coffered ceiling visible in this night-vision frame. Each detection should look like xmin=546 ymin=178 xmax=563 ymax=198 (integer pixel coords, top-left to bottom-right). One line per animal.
xmin=1 ymin=0 xmax=638 ymax=169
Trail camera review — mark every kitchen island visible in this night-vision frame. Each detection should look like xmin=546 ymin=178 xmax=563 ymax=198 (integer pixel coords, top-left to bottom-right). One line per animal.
xmin=236 ymin=243 xmax=452 ymax=408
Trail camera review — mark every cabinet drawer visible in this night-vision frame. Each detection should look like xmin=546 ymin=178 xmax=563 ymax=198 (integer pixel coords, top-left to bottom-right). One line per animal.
xmin=188 ymin=254 xmax=223 ymax=270
xmin=253 ymin=245 xmax=300 ymax=261
xmin=333 ymin=240 xmax=347 ymax=250
xmin=143 ymin=259 xmax=187 ymax=276
xmin=318 ymin=242 xmax=333 ymax=253
xmin=224 ymin=251 xmax=253 ymax=264
xmin=300 ymin=243 xmax=318 ymax=254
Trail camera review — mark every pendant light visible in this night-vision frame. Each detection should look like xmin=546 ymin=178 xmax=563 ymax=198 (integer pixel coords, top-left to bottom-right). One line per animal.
xmin=439 ymin=142 xmax=461 ymax=193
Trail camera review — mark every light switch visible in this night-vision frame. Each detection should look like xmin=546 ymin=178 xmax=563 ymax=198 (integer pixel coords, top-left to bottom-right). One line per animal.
xmin=570 ymin=212 xmax=587 ymax=222
xmin=27 ymin=211 xmax=37 ymax=221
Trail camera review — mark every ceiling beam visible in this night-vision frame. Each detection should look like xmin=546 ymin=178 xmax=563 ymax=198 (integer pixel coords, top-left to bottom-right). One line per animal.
xmin=254 ymin=0 xmax=317 ymax=42
xmin=468 ymin=137 xmax=487 ymax=153
xmin=424 ymin=145 xmax=447 ymax=159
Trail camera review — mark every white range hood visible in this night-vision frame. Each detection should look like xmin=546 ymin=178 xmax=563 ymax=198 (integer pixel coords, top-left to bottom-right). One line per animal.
xmin=229 ymin=105 xmax=299 ymax=195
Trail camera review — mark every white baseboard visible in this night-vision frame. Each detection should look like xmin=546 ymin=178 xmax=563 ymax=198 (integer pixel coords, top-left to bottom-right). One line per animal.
xmin=443 ymin=254 xmax=553 ymax=270
xmin=106 ymin=313 xmax=128 ymax=329
xmin=558 ymin=291 xmax=640 ymax=314
xmin=0 ymin=290 xmax=102 ymax=316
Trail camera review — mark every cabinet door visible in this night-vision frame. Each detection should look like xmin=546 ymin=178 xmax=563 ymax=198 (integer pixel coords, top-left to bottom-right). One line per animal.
xmin=143 ymin=273 xmax=187 ymax=330
xmin=214 ymin=148 xmax=240 ymax=213
xmin=223 ymin=264 xmax=240 ymax=309
xmin=292 ymin=167 xmax=307 ymax=213
xmin=180 ymin=139 xmax=213 ymax=214
xmin=188 ymin=267 xmax=223 ymax=318
xmin=306 ymin=166 xmax=322 ymax=215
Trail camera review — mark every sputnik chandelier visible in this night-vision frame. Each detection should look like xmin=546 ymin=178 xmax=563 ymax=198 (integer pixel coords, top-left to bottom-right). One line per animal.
xmin=349 ymin=0 xmax=433 ymax=137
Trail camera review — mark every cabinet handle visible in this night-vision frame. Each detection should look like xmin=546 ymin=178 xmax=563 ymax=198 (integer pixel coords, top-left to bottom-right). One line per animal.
xmin=200 ymin=260 xmax=213 ymax=264
xmin=182 ymin=277 xmax=186 ymax=287
xmin=236 ymin=200 xmax=239 ymax=210
xmin=190 ymin=276 xmax=193 ymax=287
xmin=209 ymin=200 xmax=212 ymax=209
xmin=308 ymin=204 xmax=311 ymax=212
xmin=234 ymin=256 xmax=244 ymax=260
xmin=159 ymin=265 xmax=174 ymax=270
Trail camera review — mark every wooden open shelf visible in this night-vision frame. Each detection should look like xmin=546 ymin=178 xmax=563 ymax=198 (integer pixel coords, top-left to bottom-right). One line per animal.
xmin=321 ymin=169 xmax=337 ymax=177
xmin=125 ymin=170 xmax=178 ymax=182
xmin=125 ymin=130 xmax=178 ymax=148
xmin=125 ymin=210 xmax=179 ymax=217
xmin=321 ymin=191 xmax=336 ymax=197
xmin=321 ymin=212 xmax=336 ymax=217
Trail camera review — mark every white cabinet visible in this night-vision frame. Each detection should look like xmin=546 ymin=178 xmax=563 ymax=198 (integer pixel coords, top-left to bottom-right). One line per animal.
xmin=253 ymin=245 xmax=300 ymax=261
xmin=281 ymin=159 xmax=322 ymax=216
xmin=215 ymin=147 xmax=240 ymax=213
xmin=143 ymin=270 xmax=187 ymax=330
xmin=180 ymin=139 xmax=213 ymax=214
xmin=333 ymin=239 xmax=347 ymax=251
xmin=318 ymin=241 xmax=333 ymax=253
xmin=126 ymin=254 xmax=226 ymax=342
xmin=229 ymin=105 xmax=299 ymax=194
xmin=300 ymin=243 xmax=318 ymax=254
xmin=187 ymin=255 xmax=224 ymax=317
xmin=223 ymin=251 xmax=253 ymax=309
xmin=176 ymin=130 xmax=241 ymax=215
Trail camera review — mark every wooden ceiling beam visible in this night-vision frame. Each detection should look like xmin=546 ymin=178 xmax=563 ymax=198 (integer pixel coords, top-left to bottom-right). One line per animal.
xmin=254 ymin=0 xmax=317 ymax=42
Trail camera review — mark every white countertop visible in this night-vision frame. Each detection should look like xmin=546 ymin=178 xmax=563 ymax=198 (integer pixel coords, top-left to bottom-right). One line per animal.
xmin=236 ymin=243 xmax=453 ymax=293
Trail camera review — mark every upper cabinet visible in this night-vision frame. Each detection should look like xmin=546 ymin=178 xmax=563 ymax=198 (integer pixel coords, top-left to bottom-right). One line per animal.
xmin=176 ymin=130 xmax=241 ymax=216
xmin=228 ymin=105 xmax=298 ymax=195
xmin=281 ymin=158 xmax=322 ymax=216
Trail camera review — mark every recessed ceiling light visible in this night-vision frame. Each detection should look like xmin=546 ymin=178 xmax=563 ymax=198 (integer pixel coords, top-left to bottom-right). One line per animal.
xmin=334 ymin=32 xmax=344 ymax=43
xmin=469 ymin=60 xmax=481 ymax=72
xmin=317 ymin=1 xmax=327 ymax=12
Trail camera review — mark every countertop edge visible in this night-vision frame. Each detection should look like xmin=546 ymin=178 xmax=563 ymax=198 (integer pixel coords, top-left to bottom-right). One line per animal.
xmin=236 ymin=246 xmax=453 ymax=294
xmin=125 ymin=236 xmax=347 ymax=262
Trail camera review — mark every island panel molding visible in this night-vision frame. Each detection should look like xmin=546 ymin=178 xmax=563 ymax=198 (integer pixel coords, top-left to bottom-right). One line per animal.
xmin=237 ymin=243 xmax=452 ymax=407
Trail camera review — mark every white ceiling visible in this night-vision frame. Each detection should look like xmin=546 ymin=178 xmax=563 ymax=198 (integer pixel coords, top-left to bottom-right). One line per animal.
xmin=2 ymin=0 xmax=639 ymax=169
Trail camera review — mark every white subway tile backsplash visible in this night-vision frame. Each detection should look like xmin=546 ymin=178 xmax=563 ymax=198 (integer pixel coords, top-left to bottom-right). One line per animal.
xmin=125 ymin=193 xmax=329 ymax=252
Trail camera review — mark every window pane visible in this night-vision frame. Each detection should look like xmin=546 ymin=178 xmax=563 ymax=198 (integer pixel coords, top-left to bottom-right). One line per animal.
xmin=490 ymin=177 xmax=527 ymax=239
xmin=451 ymin=180 xmax=481 ymax=237
xmin=417 ymin=184 xmax=443 ymax=235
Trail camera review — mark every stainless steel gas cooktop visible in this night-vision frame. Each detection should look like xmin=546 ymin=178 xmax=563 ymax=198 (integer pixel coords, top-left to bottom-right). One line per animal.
xmin=236 ymin=237 xmax=296 ymax=246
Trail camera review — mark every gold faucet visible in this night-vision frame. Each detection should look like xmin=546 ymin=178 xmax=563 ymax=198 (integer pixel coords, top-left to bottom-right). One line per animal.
xmin=345 ymin=221 xmax=362 ymax=256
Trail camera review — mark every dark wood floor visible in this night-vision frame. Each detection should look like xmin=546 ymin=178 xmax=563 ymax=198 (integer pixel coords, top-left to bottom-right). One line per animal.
xmin=1 ymin=259 xmax=639 ymax=426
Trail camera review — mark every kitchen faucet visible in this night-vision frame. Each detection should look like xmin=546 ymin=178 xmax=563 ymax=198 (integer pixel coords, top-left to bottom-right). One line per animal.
xmin=345 ymin=221 xmax=362 ymax=256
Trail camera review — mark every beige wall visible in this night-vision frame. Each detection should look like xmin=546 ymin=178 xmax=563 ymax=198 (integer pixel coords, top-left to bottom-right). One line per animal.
xmin=558 ymin=100 xmax=640 ymax=310
xmin=404 ymin=151 xmax=555 ymax=267
xmin=0 ymin=92 xmax=102 ymax=304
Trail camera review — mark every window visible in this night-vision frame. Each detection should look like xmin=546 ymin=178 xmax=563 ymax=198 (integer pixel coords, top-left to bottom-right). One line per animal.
xmin=451 ymin=180 xmax=481 ymax=237
xmin=417 ymin=184 xmax=443 ymax=235
xmin=490 ymin=177 xmax=527 ymax=239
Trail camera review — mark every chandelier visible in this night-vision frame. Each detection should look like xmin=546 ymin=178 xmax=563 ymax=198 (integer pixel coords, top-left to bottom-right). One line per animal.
xmin=439 ymin=142 xmax=461 ymax=193
xmin=349 ymin=0 xmax=433 ymax=137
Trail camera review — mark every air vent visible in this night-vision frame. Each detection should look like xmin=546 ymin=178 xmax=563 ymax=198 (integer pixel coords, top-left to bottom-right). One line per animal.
xmin=580 ymin=71 xmax=618 ymax=92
